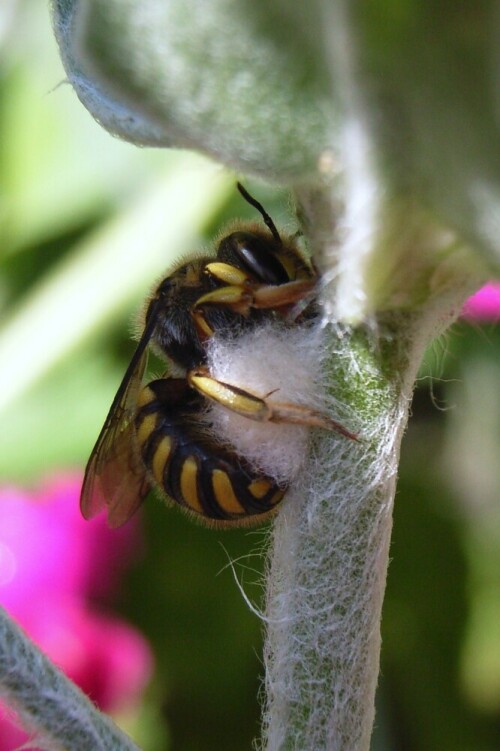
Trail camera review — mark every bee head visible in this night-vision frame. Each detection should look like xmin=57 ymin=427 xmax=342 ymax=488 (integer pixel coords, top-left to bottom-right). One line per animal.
xmin=217 ymin=231 xmax=290 ymax=285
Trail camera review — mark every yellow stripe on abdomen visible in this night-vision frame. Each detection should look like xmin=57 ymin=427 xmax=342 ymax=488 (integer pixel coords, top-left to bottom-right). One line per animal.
xmin=137 ymin=385 xmax=156 ymax=409
xmin=269 ymin=488 xmax=285 ymax=507
xmin=135 ymin=413 xmax=157 ymax=448
xmin=151 ymin=436 xmax=173 ymax=485
xmin=212 ymin=469 xmax=246 ymax=515
xmin=248 ymin=478 xmax=274 ymax=500
xmin=180 ymin=456 xmax=203 ymax=514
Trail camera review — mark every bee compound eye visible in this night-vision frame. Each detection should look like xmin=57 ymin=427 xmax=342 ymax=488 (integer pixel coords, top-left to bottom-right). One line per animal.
xmin=221 ymin=232 xmax=289 ymax=285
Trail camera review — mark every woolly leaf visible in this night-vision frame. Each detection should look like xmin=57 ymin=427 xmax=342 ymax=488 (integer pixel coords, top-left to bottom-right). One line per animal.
xmin=51 ymin=0 xmax=333 ymax=179
xmin=52 ymin=0 xmax=500 ymax=321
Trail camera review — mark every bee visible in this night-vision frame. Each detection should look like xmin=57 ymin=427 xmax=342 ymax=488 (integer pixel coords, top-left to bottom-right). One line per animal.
xmin=81 ymin=184 xmax=357 ymax=528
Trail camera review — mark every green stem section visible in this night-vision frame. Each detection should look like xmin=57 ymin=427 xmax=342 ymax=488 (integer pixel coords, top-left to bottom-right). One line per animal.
xmin=261 ymin=311 xmax=441 ymax=751
xmin=0 ymin=607 xmax=141 ymax=751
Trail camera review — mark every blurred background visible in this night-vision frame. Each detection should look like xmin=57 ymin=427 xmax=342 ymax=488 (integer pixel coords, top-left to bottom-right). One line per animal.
xmin=0 ymin=3 xmax=498 ymax=750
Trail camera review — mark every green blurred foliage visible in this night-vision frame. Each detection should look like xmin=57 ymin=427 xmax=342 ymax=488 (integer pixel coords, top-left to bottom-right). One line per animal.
xmin=0 ymin=3 xmax=498 ymax=751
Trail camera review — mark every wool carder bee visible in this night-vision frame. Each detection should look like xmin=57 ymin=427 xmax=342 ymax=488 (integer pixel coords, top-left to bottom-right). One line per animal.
xmin=80 ymin=184 xmax=357 ymax=528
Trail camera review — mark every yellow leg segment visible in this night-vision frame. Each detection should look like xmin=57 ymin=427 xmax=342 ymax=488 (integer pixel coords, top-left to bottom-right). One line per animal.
xmin=187 ymin=368 xmax=359 ymax=438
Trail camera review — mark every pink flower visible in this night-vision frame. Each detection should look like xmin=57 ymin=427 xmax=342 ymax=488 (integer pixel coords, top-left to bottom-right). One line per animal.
xmin=462 ymin=282 xmax=500 ymax=321
xmin=0 ymin=473 xmax=153 ymax=748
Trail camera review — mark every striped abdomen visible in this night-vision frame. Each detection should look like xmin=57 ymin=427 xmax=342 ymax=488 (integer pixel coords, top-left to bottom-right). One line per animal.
xmin=134 ymin=379 xmax=285 ymax=525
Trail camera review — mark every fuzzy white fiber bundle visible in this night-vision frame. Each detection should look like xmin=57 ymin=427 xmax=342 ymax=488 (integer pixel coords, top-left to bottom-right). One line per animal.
xmin=206 ymin=321 xmax=329 ymax=484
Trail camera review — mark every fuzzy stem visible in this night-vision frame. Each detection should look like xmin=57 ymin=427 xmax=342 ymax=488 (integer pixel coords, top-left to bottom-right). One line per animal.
xmin=259 ymin=176 xmax=474 ymax=750
xmin=0 ymin=607 xmax=140 ymax=751
xmin=261 ymin=312 xmax=440 ymax=751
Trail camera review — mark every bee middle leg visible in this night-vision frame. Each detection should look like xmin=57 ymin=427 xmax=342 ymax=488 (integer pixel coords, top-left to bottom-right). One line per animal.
xmin=187 ymin=367 xmax=358 ymax=439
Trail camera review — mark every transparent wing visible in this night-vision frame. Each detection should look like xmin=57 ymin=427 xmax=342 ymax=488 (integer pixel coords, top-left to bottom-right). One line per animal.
xmin=80 ymin=305 xmax=159 ymax=528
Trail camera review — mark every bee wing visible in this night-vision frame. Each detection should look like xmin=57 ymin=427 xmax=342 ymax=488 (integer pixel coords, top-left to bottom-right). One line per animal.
xmin=81 ymin=303 xmax=159 ymax=528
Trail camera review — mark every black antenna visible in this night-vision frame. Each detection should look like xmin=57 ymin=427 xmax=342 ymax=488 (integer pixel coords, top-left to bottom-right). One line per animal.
xmin=236 ymin=182 xmax=282 ymax=245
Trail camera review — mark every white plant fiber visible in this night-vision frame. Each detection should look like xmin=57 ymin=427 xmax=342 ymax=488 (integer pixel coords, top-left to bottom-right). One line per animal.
xmin=206 ymin=321 xmax=354 ymax=485
xmin=202 ymin=195 xmax=476 ymax=749
xmin=257 ymin=304 xmax=464 ymax=751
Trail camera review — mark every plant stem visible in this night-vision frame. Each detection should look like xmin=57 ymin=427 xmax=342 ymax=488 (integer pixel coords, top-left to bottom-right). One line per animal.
xmin=0 ymin=607 xmax=141 ymax=751
xmin=261 ymin=310 xmax=440 ymax=751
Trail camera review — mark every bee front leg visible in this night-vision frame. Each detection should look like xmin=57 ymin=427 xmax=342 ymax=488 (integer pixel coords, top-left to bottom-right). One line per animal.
xmin=190 ymin=285 xmax=253 ymax=341
xmin=187 ymin=367 xmax=358 ymax=439
xmin=190 ymin=261 xmax=317 ymax=340
xmin=193 ymin=278 xmax=316 ymax=317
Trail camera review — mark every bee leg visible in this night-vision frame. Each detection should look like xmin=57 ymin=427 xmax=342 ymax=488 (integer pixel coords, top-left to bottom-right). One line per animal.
xmin=191 ymin=278 xmax=316 ymax=320
xmin=187 ymin=368 xmax=358 ymax=440
xmin=250 ymin=278 xmax=316 ymax=310
xmin=190 ymin=285 xmax=252 ymax=341
xmin=204 ymin=261 xmax=255 ymax=287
